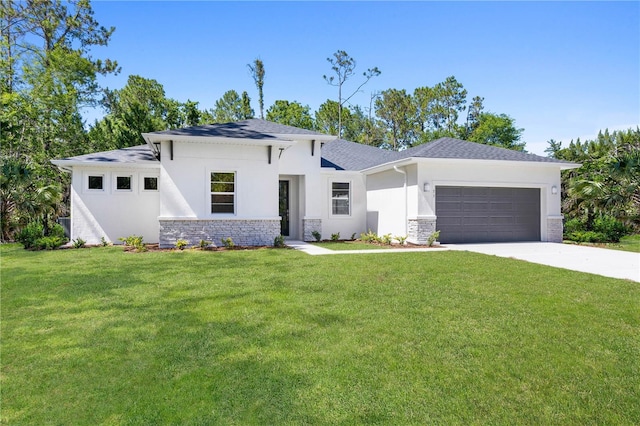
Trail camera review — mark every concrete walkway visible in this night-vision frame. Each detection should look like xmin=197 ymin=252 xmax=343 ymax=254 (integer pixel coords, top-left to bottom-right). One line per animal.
xmin=449 ymin=242 xmax=640 ymax=282
xmin=286 ymin=240 xmax=447 ymax=256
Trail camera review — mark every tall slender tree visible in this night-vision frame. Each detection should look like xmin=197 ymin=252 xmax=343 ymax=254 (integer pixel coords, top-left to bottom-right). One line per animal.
xmin=248 ymin=58 xmax=265 ymax=119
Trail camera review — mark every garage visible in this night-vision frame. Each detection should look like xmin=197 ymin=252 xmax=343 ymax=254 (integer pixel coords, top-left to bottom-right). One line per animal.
xmin=436 ymin=186 xmax=541 ymax=243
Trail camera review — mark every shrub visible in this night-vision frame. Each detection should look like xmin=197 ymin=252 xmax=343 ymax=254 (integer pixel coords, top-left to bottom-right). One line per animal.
xmin=175 ymin=239 xmax=188 ymax=250
xmin=360 ymin=230 xmax=378 ymax=243
xmin=72 ymin=238 xmax=86 ymax=249
xmin=35 ymin=236 xmax=66 ymax=250
xmin=350 ymin=233 xmax=357 ymax=241
xmin=49 ymin=223 xmax=66 ymax=240
xmin=331 ymin=232 xmax=340 ymax=242
xmin=274 ymin=235 xmax=285 ymax=248
xmin=16 ymin=222 xmax=44 ymax=249
xmin=118 ymin=235 xmax=147 ymax=252
xmin=311 ymin=230 xmax=321 ymax=242
xmin=100 ymin=236 xmax=110 ymax=247
xmin=394 ymin=235 xmax=408 ymax=245
xmin=199 ymin=239 xmax=211 ymax=249
xmin=427 ymin=230 xmax=441 ymax=247
xmin=221 ymin=237 xmax=235 ymax=249
xmin=563 ymin=218 xmax=585 ymax=235
xmin=566 ymin=231 xmax=608 ymax=243
xmin=593 ymin=215 xmax=628 ymax=243
xmin=380 ymin=233 xmax=393 ymax=245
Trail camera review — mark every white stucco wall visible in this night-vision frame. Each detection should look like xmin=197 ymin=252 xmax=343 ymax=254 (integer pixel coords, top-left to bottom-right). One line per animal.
xmin=279 ymin=139 xmax=323 ymax=219
xmin=320 ymin=170 xmax=367 ymax=240
xmin=159 ymin=140 xmax=279 ymax=220
xmin=70 ymin=166 xmax=160 ymax=244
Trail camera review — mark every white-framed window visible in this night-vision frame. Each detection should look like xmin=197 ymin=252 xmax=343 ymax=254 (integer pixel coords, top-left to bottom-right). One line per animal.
xmin=87 ymin=174 xmax=105 ymax=191
xmin=331 ymin=181 xmax=351 ymax=216
xmin=210 ymin=172 xmax=235 ymax=214
xmin=142 ymin=176 xmax=158 ymax=191
xmin=115 ymin=174 xmax=133 ymax=192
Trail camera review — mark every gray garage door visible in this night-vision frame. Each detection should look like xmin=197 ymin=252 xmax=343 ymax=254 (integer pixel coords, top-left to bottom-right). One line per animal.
xmin=436 ymin=186 xmax=540 ymax=243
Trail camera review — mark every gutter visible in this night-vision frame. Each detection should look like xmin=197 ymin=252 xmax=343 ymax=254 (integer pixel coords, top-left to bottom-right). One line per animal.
xmin=393 ymin=165 xmax=408 ymax=236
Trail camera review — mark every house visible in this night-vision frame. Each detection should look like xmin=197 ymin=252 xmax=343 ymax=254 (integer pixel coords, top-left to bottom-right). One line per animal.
xmin=52 ymin=119 xmax=579 ymax=247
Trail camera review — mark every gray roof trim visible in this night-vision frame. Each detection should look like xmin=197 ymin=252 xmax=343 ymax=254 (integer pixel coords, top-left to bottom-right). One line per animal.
xmin=320 ymin=139 xmax=398 ymax=171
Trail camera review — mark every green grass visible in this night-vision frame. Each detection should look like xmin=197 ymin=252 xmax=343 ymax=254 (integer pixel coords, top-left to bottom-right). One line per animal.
xmin=311 ymin=241 xmax=389 ymax=250
xmin=2 ymin=244 xmax=639 ymax=424
xmin=606 ymin=234 xmax=640 ymax=253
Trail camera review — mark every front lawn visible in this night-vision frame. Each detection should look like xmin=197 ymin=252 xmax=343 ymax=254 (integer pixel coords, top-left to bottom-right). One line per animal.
xmin=311 ymin=240 xmax=389 ymax=250
xmin=2 ymin=244 xmax=638 ymax=424
xmin=607 ymin=234 xmax=640 ymax=253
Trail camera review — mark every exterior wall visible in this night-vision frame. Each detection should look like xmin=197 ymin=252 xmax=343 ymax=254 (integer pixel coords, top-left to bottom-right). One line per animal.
xmin=407 ymin=217 xmax=437 ymax=245
xmin=302 ymin=218 xmax=322 ymax=242
xmin=416 ymin=159 xmax=563 ymax=242
xmin=159 ymin=218 xmax=279 ymax=248
xmin=320 ymin=170 xmax=367 ymax=240
xmin=366 ymin=166 xmax=418 ymax=238
xmin=70 ymin=166 xmax=160 ymax=244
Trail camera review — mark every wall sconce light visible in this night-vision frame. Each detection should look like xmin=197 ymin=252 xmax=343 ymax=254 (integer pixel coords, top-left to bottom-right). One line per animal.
xmin=423 ymin=182 xmax=431 ymax=192
xmin=551 ymin=185 xmax=558 ymax=194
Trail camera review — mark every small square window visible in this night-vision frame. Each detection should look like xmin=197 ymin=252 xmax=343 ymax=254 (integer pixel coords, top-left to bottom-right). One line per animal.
xmin=88 ymin=175 xmax=103 ymax=190
xmin=116 ymin=176 xmax=132 ymax=191
xmin=144 ymin=177 xmax=158 ymax=191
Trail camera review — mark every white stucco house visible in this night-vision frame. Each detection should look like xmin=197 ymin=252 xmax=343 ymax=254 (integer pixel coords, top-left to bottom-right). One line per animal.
xmin=52 ymin=119 xmax=579 ymax=247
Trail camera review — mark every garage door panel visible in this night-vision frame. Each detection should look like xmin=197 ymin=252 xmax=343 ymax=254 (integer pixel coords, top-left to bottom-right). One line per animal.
xmin=436 ymin=186 xmax=540 ymax=243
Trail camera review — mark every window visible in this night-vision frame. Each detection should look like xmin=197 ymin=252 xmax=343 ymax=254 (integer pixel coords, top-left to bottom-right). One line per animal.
xmin=331 ymin=182 xmax=350 ymax=215
xmin=88 ymin=175 xmax=104 ymax=190
xmin=116 ymin=175 xmax=132 ymax=191
xmin=143 ymin=177 xmax=158 ymax=191
xmin=211 ymin=172 xmax=235 ymax=214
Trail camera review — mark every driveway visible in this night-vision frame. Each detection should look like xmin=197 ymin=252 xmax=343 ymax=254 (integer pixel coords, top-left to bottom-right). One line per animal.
xmin=448 ymin=242 xmax=640 ymax=282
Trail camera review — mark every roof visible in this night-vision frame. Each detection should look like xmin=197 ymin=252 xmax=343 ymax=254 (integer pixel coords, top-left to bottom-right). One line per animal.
xmin=321 ymin=139 xmax=398 ymax=171
xmin=398 ymin=137 xmax=571 ymax=164
xmin=53 ymin=144 xmax=157 ymax=164
xmin=147 ymin=118 xmax=330 ymax=140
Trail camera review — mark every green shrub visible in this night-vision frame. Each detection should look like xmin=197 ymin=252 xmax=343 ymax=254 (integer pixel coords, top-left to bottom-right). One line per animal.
xmin=331 ymin=232 xmax=340 ymax=242
xmin=16 ymin=222 xmax=44 ymax=249
xmin=221 ymin=237 xmax=235 ymax=249
xmin=593 ymin=216 xmax=628 ymax=242
xmin=118 ymin=235 xmax=147 ymax=252
xmin=312 ymin=230 xmax=321 ymax=242
xmin=394 ymin=235 xmax=408 ymax=245
xmin=49 ymin=223 xmax=66 ymax=240
xmin=566 ymin=231 xmax=608 ymax=243
xmin=72 ymin=238 xmax=86 ymax=249
xmin=100 ymin=236 xmax=110 ymax=247
xmin=274 ymin=235 xmax=285 ymax=248
xmin=350 ymin=233 xmax=357 ymax=241
xmin=428 ymin=230 xmax=441 ymax=247
xmin=380 ymin=233 xmax=393 ymax=245
xmin=360 ymin=230 xmax=378 ymax=243
xmin=35 ymin=236 xmax=66 ymax=250
xmin=199 ymin=239 xmax=211 ymax=249
xmin=175 ymin=239 xmax=188 ymax=250
xmin=563 ymin=218 xmax=585 ymax=234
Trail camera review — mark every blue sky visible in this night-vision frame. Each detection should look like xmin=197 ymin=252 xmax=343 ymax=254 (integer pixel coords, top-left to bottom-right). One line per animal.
xmin=87 ymin=1 xmax=639 ymax=155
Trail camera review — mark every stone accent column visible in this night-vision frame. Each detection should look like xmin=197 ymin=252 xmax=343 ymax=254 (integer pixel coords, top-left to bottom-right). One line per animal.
xmin=159 ymin=219 xmax=280 ymax=248
xmin=546 ymin=216 xmax=564 ymax=243
xmin=302 ymin=218 xmax=322 ymax=242
xmin=407 ymin=216 xmax=437 ymax=245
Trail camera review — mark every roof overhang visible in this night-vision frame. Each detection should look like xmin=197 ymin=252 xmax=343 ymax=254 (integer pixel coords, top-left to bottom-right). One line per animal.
xmin=51 ymin=159 xmax=160 ymax=171
xmin=361 ymin=156 xmax=581 ymax=175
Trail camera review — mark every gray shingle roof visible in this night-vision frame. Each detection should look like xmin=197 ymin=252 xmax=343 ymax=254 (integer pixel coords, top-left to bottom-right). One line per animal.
xmin=398 ymin=137 xmax=569 ymax=164
xmin=148 ymin=118 xmax=329 ymax=139
xmin=56 ymin=145 xmax=157 ymax=163
xmin=321 ymin=139 xmax=398 ymax=171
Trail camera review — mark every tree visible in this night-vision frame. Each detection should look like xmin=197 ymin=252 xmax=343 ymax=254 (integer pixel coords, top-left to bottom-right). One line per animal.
xmin=375 ymin=89 xmax=416 ymax=150
xmin=323 ymin=50 xmax=380 ymax=138
xmin=464 ymin=96 xmax=485 ymax=138
xmin=315 ymin=99 xmax=351 ymax=136
xmin=247 ymin=58 xmax=265 ymax=119
xmin=467 ymin=113 xmax=525 ymax=151
xmin=212 ymin=90 xmax=253 ymax=123
xmin=266 ymin=100 xmax=314 ymax=130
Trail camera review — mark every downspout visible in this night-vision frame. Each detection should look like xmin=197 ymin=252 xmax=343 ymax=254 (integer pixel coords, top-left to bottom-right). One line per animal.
xmin=393 ymin=166 xmax=408 ymax=235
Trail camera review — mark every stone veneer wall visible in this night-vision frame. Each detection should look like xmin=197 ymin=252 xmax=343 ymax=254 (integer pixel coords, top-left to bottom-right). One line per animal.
xmin=546 ymin=217 xmax=563 ymax=243
xmin=159 ymin=219 xmax=280 ymax=248
xmin=302 ymin=219 xmax=322 ymax=242
xmin=407 ymin=217 xmax=437 ymax=245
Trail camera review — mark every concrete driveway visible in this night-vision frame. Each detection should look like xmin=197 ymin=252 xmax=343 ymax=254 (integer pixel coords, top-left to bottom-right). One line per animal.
xmin=448 ymin=242 xmax=640 ymax=282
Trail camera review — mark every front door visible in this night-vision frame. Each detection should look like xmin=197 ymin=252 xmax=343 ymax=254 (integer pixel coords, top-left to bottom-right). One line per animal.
xmin=279 ymin=180 xmax=290 ymax=236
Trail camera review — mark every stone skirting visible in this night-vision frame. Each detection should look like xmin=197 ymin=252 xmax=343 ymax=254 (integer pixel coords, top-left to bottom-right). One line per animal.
xmin=159 ymin=218 xmax=280 ymax=248
xmin=407 ymin=217 xmax=437 ymax=245
xmin=547 ymin=217 xmax=564 ymax=243
xmin=302 ymin=218 xmax=322 ymax=242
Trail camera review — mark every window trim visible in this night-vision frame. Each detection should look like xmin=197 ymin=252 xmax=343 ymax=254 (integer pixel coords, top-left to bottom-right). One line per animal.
xmin=141 ymin=176 xmax=159 ymax=192
xmin=114 ymin=174 xmax=134 ymax=192
xmin=86 ymin=174 xmax=105 ymax=192
xmin=209 ymin=170 xmax=236 ymax=215
xmin=330 ymin=180 xmax=351 ymax=217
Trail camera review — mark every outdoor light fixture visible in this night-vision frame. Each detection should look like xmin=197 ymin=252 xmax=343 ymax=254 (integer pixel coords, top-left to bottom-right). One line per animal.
xmin=423 ymin=182 xmax=431 ymax=192
xmin=551 ymin=185 xmax=558 ymax=194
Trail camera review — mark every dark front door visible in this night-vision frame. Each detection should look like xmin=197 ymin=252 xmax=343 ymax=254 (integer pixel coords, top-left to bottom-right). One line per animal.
xmin=279 ymin=180 xmax=290 ymax=236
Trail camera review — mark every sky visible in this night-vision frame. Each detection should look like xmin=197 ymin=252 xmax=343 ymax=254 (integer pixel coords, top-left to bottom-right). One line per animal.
xmin=86 ymin=1 xmax=640 ymax=155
